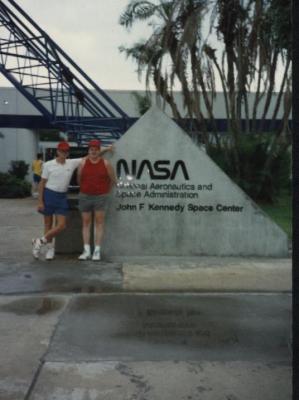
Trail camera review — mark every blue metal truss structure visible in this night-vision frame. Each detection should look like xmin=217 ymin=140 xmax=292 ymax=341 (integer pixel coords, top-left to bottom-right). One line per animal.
xmin=0 ymin=0 xmax=130 ymax=144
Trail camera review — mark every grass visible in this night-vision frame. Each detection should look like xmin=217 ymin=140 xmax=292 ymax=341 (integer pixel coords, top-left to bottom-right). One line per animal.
xmin=257 ymin=190 xmax=292 ymax=240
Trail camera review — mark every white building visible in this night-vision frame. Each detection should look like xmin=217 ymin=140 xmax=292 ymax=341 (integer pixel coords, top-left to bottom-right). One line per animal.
xmin=0 ymin=87 xmax=290 ymax=178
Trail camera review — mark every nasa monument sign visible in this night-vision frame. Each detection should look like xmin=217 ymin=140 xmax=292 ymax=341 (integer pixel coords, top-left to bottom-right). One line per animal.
xmin=102 ymin=107 xmax=288 ymax=257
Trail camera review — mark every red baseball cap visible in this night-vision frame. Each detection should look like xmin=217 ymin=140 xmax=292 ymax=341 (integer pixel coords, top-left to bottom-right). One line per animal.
xmin=88 ymin=139 xmax=101 ymax=148
xmin=57 ymin=141 xmax=70 ymax=151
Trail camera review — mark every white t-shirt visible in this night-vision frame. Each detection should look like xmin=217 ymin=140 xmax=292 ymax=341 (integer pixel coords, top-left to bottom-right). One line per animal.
xmin=41 ymin=158 xmax=82 ymax=192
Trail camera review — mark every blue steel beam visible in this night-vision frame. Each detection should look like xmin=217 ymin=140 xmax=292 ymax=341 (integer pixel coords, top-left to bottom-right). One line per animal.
xmin=0 ymin=0 xmax=129 ymax=143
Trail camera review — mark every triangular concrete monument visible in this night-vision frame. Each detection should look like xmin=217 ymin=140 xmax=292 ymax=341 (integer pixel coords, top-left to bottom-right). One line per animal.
xmin=103 ymin=106 xmax=288 ymax=257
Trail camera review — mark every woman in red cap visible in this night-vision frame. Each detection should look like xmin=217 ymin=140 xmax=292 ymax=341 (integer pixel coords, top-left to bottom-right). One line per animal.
xmin=32 ymin=140 xmax=111 ymax=260
xmin=77 ymin=139 xmax=117 ymax=261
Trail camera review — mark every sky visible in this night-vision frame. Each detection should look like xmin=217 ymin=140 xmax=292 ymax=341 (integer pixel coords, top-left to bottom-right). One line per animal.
xmin=0 ymin=0 xmax=287 ymax=93
xmin=0 ymin=0 xmax=153 ymax=90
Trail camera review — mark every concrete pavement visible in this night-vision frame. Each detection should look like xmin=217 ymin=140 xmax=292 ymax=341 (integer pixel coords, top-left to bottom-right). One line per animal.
xmin=0 ymin=198 xmax=292 ymax=400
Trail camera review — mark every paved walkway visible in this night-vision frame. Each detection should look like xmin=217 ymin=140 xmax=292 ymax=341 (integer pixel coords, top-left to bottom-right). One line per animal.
xmin=0 ymin=198 xmax=292 ymax=294
xmin=0 ymin=198 xmax=292 ymax=400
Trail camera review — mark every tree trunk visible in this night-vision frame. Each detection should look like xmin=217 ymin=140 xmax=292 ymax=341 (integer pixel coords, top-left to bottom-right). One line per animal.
xmin=258 ymin=49 xmax=279 ymax=133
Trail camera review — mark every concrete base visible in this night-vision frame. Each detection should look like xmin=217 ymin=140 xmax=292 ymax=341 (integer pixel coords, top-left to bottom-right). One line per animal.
xmin=55 ymin=208 xmax=83 ymax=254
xmin=55 ymin=197 xmax=95 ymax=254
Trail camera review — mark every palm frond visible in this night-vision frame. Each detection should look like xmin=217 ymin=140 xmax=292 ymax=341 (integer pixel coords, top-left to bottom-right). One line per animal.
xmin=119 ymin=1 xmax=157 ymax=28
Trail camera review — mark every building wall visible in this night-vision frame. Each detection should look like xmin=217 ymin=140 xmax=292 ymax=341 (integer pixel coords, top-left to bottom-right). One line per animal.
xmin=0 ymin=87 xmax=291 ymax=176
xmin=0 ymin=87 xmax=291 ymax=119
xmin=0 ymin=128 xmax=38 ymax=178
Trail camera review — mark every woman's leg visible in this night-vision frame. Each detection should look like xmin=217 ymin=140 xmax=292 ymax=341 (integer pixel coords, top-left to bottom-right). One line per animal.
xmin=32 ymin=214 xmax=65 ymax=259
xmin=44 ymin=215 xmax=67 ymax=242
xmin=44 ymin=215 xmax=53 ymax=242
xmin=94 ymin=210 xmax=105 ymax=246
xmin=81 ymin=212 xmax=92 ymax=245
xmin=32 ymin=180 xmax=36 ymax=196
xmin=43 ymin=215 xmax=56 ymax=260
xmin=78 ymin=212 xmax=92 ymax=259
xmin=32 ymin=175 xmax=40 ymax=197
xmin=91 ymin=210 xmax=105 ymax=260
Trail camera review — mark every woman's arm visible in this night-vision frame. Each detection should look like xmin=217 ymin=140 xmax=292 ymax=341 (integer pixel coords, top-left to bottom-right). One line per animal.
xmin=100 ymin=145 xmax=114 ymax=157
xmin=104 ymin=160 xmax=117 ymax=190
xmin=77 ymin=158 xmax=87 ymax=186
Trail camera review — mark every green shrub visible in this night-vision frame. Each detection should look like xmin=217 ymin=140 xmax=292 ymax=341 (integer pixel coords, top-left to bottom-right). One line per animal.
xmin=9 ymin=160 xmax=29 ymax=180
xmin=0 ymin=172 xmax=31 ymax=198
xmin=131 ymin=92 xmax=152 ymax=115
xmin=208 ymin=135 xmax=291 ymax=203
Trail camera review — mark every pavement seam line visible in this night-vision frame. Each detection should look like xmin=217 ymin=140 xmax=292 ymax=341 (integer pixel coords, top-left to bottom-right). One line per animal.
xmin=0 ymin=290 xmax=293 ymax=296
xmin=23 ymin=294 xmax=75 ymax=399
xmin=41 ymin=294 xmax=75 ymax=362
xmin=23 ymin=360 xmax=45 ymax=400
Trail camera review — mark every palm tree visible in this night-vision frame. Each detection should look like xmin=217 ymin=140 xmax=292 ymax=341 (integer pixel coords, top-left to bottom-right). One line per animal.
xmin=120 ymin=0 xmax=292 ymax=201
xmin=119 ymin=0 xmax=215 ymax=147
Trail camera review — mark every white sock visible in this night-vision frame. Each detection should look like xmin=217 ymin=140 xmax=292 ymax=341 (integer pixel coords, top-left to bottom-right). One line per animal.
xmin=47 ymin=242 xmax=54 ymax=249
xmin=94 ymin=245 xmax=101 ymax=252
xmin=84 ymin=244 xmax=91 ymax=253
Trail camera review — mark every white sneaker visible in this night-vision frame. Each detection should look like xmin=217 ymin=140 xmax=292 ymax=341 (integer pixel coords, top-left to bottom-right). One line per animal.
xmin=32 ymin=238 xmax=44 ymax=259
xmin=92 ymin=249 xmax=101 ymax=261
xmin=78 ymin=250 xmax=91 ymax=260
xmin=45 ymin=246 xmax=55 ymax=260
